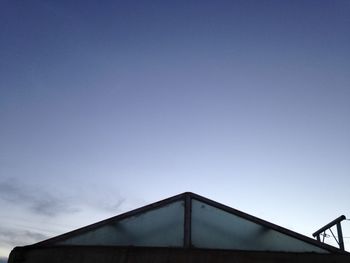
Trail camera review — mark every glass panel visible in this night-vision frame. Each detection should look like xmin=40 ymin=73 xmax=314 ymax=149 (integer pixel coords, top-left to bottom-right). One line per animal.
xmin=57 ymin=201 xmax=184 ymax=247
xmin=191 ymin=199 xmax=327 ymax=253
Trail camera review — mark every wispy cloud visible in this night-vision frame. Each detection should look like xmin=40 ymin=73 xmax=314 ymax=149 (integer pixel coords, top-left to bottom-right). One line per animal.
xmin=0 ymin=179 xmax=79 ymax=217
xmin=0 ymin=228 xmax=48 ymax=247
xmin=0 ymin=178 xmax=128 ymax=258
xmin=93 ymin=197 xmax=125 ymax=213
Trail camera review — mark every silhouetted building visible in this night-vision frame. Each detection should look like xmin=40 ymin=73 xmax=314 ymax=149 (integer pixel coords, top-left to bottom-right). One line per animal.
xmin=9 ymin=192 xmax=350 ymax=263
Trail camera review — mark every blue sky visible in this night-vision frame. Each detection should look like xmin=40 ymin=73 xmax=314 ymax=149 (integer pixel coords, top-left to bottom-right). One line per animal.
xmin=1 ymin=0 xmax=350 ymax=258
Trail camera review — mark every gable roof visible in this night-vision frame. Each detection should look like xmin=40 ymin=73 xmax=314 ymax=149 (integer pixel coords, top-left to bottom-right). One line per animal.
xmin=33 ymin=192 xmax=344 ymax=253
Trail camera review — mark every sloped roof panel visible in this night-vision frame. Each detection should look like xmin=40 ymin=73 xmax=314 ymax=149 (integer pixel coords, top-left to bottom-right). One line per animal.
xmin=191 ymin=199 xmax=326 ymax=252
xmin=57 ymin=200 xmax=184 ymax=247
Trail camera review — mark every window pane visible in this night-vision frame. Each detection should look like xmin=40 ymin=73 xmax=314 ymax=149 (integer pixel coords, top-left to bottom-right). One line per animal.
xmin=58 ymin=201 xmax=184 ymax=247
xmin=191 ymin=199 xmax=327 ymax=253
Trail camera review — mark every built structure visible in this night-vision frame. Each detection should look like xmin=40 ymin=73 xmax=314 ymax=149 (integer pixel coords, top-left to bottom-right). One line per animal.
xmin=8 ymin=192 xmax=350 ymax=263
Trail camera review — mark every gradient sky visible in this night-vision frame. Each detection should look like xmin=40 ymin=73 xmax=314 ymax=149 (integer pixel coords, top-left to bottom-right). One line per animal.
xmin=1 ymin=0 xmax=350 ymax=258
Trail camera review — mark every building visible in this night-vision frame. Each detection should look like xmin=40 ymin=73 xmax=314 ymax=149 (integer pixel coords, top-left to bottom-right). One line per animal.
xmin=8 ymin=192 xmax=350 ymax=263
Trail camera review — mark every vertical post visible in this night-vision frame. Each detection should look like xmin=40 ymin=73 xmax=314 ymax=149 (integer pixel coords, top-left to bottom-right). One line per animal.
xmin=336 ymin=222 xmax=345 ymax=251
xmin=316 ymin=235 xmax=320 ymax=242
xmin=184 ymin=193 xmax=192 ymax=248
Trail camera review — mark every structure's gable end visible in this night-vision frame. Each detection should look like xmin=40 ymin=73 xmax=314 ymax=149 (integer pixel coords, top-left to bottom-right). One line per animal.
xmin=35 ymin=192 xmax=337 ymax=253
xmin=55 ymin=200 xmax=185 ymax=247
xmin=191 ymin=199 xmax=328 ymax=253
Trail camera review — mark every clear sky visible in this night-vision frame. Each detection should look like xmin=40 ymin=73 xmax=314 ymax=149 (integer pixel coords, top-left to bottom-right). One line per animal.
xmin=1 ymin=0 xmax=350 ymax=258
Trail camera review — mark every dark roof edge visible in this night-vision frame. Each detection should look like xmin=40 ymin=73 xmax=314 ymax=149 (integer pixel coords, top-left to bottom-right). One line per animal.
xmin=188 ymin=192 xmax=346 ymax=254
xmin=11 ymin=244 xmax=350 ymax=255
xmin=34 ymin=192 xmax=186 ymax=246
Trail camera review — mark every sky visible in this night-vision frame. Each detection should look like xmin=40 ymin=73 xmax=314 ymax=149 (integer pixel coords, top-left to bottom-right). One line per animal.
xmin=0 ymin=0 xmax=350 ymax=259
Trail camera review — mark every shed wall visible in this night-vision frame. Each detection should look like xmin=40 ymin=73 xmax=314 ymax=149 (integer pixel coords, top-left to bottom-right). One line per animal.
xmin=9 ymin=246 xmax=350 ymax=263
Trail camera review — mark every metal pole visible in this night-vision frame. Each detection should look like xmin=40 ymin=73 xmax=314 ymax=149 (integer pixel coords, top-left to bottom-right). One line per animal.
xmin=316 ymin=235 xmax=320 ymax=242
xmin=184 ymin=193 xmax=192 ymax=248
xmin=336 ymin=222 xmax=345 ymax=251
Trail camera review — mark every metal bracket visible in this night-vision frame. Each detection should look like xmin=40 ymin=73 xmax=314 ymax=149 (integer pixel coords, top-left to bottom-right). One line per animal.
xmin=312 ymin=215 xmax=346 ymax=251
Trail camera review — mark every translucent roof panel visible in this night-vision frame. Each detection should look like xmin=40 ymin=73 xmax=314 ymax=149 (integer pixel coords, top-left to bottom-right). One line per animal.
xmin=57 ymin=200 xmax=184 ymax=247
xmin=191 ymin=199 xmax=328 ymax=253
xmin=37 ymin=192 xmax=339 ymax=253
